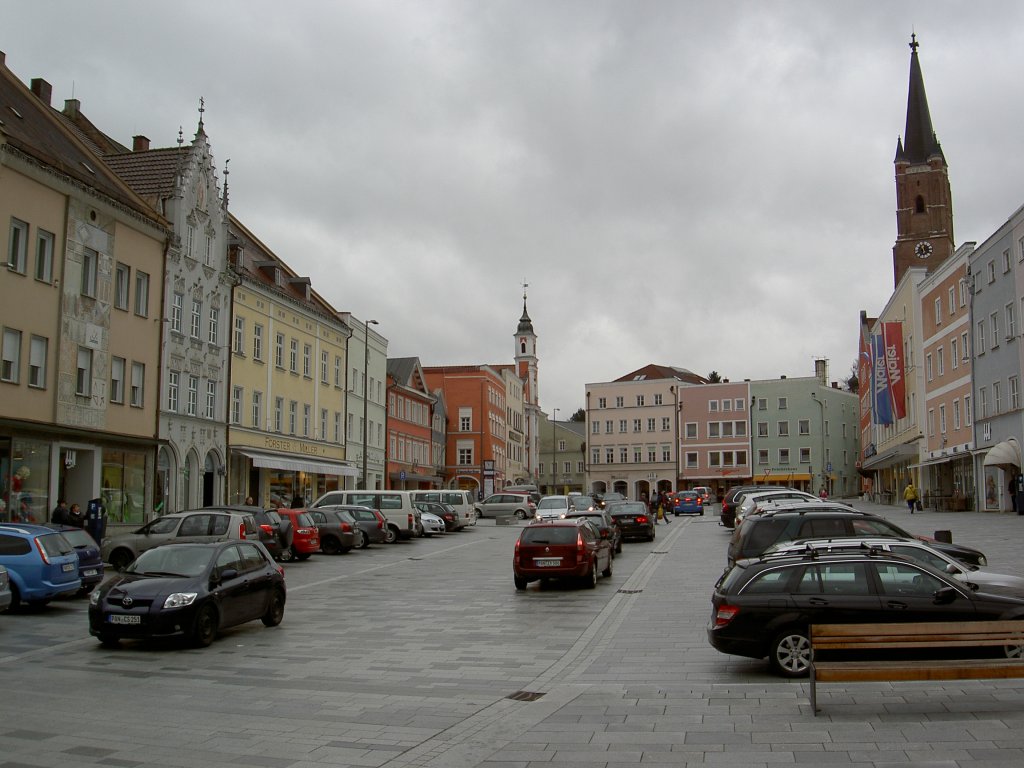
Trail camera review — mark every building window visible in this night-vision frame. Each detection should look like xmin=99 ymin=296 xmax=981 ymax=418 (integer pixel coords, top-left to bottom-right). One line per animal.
xmin=951 ymin=337 xmax=959 ymax=369
xmin=605 ymin=420 xmax=613 ymax=434
xmin=647 ymin=446 xmax=656 ymax=462
xmin=605 ymin=447 xmax=614 ymax=464
xmin=7 ymin=218 xmax=28 ymax=273
xmin=709 ymin=451 xmax=720 ymax=467
xmin=1007 ymin=302 xmax=1017 ymax=340
xmin=799 ymin=447 xmax=811 ymax=463
xmin=303 ymin=404 xmax=311 ymax=436
xmin=115 ymin=263 xmax=130 ymax=310
xmin=33 ymin=228 xmax=54 ymax=283
xmin=662 ymin=446 xmax=671 ymax=462
xmin=685 ymin=422 xmax=697 ymax=439
xmin=275 ymin=397 xmax=283 ymax=432
xmin=636 ymin=395 xmax=644 ymax=407
xmin=778 ymin=448 xmax=790 ymax=465
xmin=736 ymin=450 xmax=747 ymax=466
xmin=937 ymin=347 xmax=944 ymax=377
xmin=709 ymin=422 xmax=720 ymax=438
xmin=591 ymin=421 xmax=599 ymax=434
xmin=988 ymin=260 xmax=996 ymax=283
xmin=1011 ymin=377 xmax=1020 ymax=410
xmin=26 ymin=335 xmax=47 ymax=389
xmin=1 ymin=328 xmax=22 ymax=383
xmin=722 ymin=399 xmax=732 ymax=412
xmin=303 ymin=344 xmax=312 ymax=377
xmin=592 ymin=448 xmax=600 ymax=464
xmin=934 ymin=297 xmax=942 ymax=325
xmin=619 ymin=419 xmax=627 ymax=433
xmin=190 ymin=299 xmax=202 ymax=339
xmin=130 ymin=363 xmax=144 ymax=407
xmin=81 ymin=247 xmax=98 ymax=297
xmin=976 ymin=320 xmax=986 ymax=355
xmin=709 ymin=400 xmax=719 ymax=412
xmin=757 ymin=421 xmax=768 ymax=437
xmin=253 ymin=324 xmax=263 ymax=361
xmin=758 ymin=398 xmax=767 ymax=410
xmin=289 ymin=401 xmax=297 ymax=434
xmin=990 ymin=312 xmax=1000 ymax=347
xmin=619 ymin=447 xmax=628 ymax=463
xmin=777 ymin=421 xmax=789 ymax=437
xmin=110 ymin=356 xmax=125 ymax=403
xmin=685 ymin=452 xmax=698 ymax=468
xmin=232 ymin=386 xmax=243 ymax=424
xmin=320 ymin=408 xmax=328 ymax=440
xmin=965 ymin=394 xmax=972 ymax=426
xmin=289 ymin=338 xmax=298 ymax=373
xmin=939 ymin=404 xmax=947 ymax=434
xmin=948 ymin=286 xmax=955 ymax=316
xmin=208 ymin=307 xmax=219 ymax=344
xmin=458 ymin=447 xmax=473 ymax=465
xmin=134 ymin=272 xmax=149 ymax=317
xmin=334 ymin=411 xmax=341 ymax=443
xmin=961 ymin=331 xmax=970 ymax=363
xmin=661 ymin=417 xmax=670 ymax=430
xmin=320 ymin=351 xmax=329 ymax=384
xmin=234 ymin=317 xmax=245 ymax=354
xmin=654 ymin=394 xmax=663 ymax=405
xmin=460 ymin=407 xmax=472 ymax=431
xmin=1004 ymin=249 xmax=1012 ymax=273
xmin=168 ymin=371 xmax=179 ymax=412
xmin=798 ymin=418 xmax=810 ymax=435
xmin=171 ymin=293 xmax=183 ymax=333
xmin=187 ymin=375 xmax=198 ymax=416
xmin=994 ymin=381 xmax=1002 ymax=414
xmin=252 ymin=391 xmax=263 ymax=428
xmin=959 ymin=278 xmax=967 ymax=307
xmin=598 ymin=397 xmax=606 ymax=408
xmin=76 ymin=347 xmax=92 ymax=395
xmin=778 ymin=397 xmax=788 ymax=409
xmin=334 ymin=356 xmax=341 ymax=387
xmin=615 ymin=396 xmax=624 ymax=407
xmin=979 ymin=387 xmax=987 ymax=419
xmin=205 ymin=380 xmax=216 ymax=418
xmin=758 ymin=449 xmax=769 ymax=465
xmin=736 ymin=420 xmax=747 ymax=437
xmin=274 ymin=333 xmax=284 ymax=368
xmin=632 ymin=418 xmax=641 ymax=432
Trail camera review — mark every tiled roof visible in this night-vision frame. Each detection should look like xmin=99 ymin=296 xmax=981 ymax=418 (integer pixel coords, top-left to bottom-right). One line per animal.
xmin=103 ymin=147 xmax=187 ymax=204
xmin=614 ymin=364 xmax=708 ymax=385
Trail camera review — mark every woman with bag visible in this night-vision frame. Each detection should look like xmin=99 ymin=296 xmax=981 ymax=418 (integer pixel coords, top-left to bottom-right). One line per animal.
xmin=903 ymin=481 xmax=918 ymax=513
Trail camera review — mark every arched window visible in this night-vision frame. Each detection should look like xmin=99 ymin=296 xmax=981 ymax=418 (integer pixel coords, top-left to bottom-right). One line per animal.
xmin=915 ymin=195 xmax=926 ymax=214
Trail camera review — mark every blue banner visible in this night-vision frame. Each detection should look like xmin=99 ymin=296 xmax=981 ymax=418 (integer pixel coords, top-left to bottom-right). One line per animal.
xmin=872 ymin=334 xmax=893 ymax=425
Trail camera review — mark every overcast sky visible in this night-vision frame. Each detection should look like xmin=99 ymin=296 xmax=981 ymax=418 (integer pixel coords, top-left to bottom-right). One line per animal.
xmin=6 ymin=2 xmax=1024 ymax=417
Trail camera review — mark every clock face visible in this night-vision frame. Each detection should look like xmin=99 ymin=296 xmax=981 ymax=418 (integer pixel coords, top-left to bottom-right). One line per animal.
xmin=914 ymin=241 xmax=933 ymax=259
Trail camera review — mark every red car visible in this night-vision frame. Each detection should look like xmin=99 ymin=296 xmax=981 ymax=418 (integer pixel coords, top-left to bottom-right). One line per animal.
xmin=274 ymin=508 xmax=319 ymax=561
xmin=513 ymin=519 xmax=612 ymax=590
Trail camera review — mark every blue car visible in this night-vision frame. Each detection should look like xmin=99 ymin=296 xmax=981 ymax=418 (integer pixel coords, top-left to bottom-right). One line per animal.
xmin=46 ymin=524 xmax=104 ymax=595
xmin=670 ymin=491 xmax=704 ymax=516
xmin=0 ymin=523 xmax=81 ymax=611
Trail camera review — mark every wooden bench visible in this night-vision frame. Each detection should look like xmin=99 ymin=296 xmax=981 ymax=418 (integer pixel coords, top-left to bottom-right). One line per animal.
xmin=809 ymin=620 xmax=1024 ymax=714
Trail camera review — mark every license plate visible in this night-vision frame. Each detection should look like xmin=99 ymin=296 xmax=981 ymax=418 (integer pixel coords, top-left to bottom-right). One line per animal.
xmin=82 ymin=569 xmax=98 ymax=577
xmin=108 ymin=614 xmax=141 ymax=625
xmin=62 ymin=562 xmax=75 ymax=572
xmin=622 ymin=517 xmax=635 ymax=523
xmin=535 ymin=558 xmax=561 ymax=567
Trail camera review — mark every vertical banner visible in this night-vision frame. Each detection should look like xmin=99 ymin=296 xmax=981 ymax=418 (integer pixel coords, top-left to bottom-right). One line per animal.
xmin=872 ymin=334 xmax=893 ymax=425
xmin=882 ymin=322 xmax=907 ymax=420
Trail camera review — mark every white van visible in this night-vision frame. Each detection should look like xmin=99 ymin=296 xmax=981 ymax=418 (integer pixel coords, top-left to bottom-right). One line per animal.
xmin=409 ymin=490 xmax=477 ymax=529
xmin=311 ymin=490 xmax=419 ymax=543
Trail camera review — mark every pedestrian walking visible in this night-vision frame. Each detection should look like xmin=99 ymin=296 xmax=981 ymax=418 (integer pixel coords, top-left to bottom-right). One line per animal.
xmin=903 ymin=481 xmax=919 ymax=513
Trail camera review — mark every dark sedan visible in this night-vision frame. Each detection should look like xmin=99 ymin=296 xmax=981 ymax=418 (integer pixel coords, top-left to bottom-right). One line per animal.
xmin=89 ymin=541 xmax=285 ymax=647
xmin=315 ymin=505 xmax=387 ymax=548
xmin=307 ymin=508 xmax=359 ymax=554
xmin=708 ymin=549 xmax=1024 ymax=677
xmin=45 ymin=524 xmax=103 ymax=595
xmin=607 ymin=501 xmax=655 ymax=542
xmin=564 ymin=509 xmax=622 ymax=555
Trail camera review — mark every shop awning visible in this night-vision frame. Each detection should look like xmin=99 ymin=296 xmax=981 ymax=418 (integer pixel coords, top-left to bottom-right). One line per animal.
xmin=982 ymin=438 xmax=1022 ymax=469
xmin=235 ymin=449 xmax=359 ymax=477
xmin=860 ymin=441 xmax=920 ymax=471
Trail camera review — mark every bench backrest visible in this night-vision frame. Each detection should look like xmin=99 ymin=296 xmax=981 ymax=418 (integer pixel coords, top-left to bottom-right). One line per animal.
xmin=811 ymin=620 xmax=1024 ymax=652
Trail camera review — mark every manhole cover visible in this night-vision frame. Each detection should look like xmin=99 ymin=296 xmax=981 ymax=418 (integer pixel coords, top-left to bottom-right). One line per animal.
xmin=506 ymin=690 xmax=545 ymax=701
xmin=617 ymin=589 xmax=643 ymax=594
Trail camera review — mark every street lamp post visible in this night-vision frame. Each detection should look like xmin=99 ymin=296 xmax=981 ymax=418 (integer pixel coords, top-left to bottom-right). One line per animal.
xmin=551 ymin=408 xmax=559 ymax=494
xmin=811 ymin=391 xmax=826 ymax=494
xmin=361 ymin=319 xmax=379 ymax=489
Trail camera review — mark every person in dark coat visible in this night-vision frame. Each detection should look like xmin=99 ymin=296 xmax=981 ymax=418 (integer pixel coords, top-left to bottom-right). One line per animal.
xmin=51 ymin=499 xmax=70 ymax=526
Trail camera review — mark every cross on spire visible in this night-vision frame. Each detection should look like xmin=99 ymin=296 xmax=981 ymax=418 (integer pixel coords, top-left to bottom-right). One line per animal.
xmin=909 ymin=32 xmax=919 ymax=53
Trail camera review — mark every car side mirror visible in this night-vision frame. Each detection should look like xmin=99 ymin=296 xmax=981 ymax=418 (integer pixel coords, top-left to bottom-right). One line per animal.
xmin=933 ymin=586 xmax=958 ymax=604
xmin=215 ymin=567 xmax=238 ymax=583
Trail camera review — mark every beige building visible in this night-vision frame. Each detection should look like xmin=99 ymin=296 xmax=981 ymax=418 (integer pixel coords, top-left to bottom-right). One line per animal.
xmin=225 ymin=216 xmax=357 ymax=507
xmin=1 ymin=59 xmax=166 ymax=525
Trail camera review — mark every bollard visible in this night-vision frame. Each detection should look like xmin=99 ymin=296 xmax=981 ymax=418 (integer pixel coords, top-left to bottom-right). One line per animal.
xmin=934 ymin=529 xmax=952 ymax=543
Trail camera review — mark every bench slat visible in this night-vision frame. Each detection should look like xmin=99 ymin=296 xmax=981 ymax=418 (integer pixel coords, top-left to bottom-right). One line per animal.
xmin=814 ymin=658 xmax=1024 ymax=683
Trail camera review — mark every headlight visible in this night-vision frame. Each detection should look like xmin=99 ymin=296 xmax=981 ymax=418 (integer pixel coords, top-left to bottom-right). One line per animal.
xmin=89 ymin=590 xmax=101 ymax=606
xmin=163 ymin=592 xmax=198 ymax=609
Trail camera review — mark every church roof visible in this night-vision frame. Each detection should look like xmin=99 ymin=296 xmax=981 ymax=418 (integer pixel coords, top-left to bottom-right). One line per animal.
xmin=896 ymin=35 xmax=945 ymax=165
xmin=516 ymin=297 xmax=534 ymax=334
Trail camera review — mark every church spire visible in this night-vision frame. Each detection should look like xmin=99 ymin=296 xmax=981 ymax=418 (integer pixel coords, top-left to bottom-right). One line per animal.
xmin=517 ymin=281 xmax=534 ymax=334
xmin=898 ymin=34 xmax=944 ymax=165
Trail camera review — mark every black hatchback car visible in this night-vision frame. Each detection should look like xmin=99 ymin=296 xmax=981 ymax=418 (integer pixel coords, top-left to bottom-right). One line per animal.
xmin=727 ymin=502 xmax=986 ymax=567
xmin=606 ymin=501 xmax=655 ymax=542
xmin=709 ymin=548 xmax=1024 ymax=677
xmin=89 ymin=540 xmax=285 ymax=647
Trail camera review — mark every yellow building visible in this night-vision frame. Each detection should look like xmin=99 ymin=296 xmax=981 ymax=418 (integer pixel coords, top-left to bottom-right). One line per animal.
xmin=1 ymin=60 xmax=166 ymax=524
xmin=225 ymin=216 xmax=357 ymax=506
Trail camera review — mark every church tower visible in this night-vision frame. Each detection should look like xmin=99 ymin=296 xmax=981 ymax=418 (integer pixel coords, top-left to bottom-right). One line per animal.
xmin=892 ymin=34 xmax=955 ymax=287
xmin=514 ymin=286 xmax=540 ymax=482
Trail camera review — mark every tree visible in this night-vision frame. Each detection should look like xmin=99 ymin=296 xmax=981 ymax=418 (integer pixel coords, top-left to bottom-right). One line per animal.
xmin=706 ymin=371 xmax=722 ymax=383
xmin=569 ymin=407 xmax=586 ymax=422
xmin=843 ymin=359 xmax=859 ymax=393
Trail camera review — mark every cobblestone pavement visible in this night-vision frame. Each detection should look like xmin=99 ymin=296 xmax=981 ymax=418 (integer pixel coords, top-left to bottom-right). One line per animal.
xmin=2 ymin=501 xmax=1024 ymax=767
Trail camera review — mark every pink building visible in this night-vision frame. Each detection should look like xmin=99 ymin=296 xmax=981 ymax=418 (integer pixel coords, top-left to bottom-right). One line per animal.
xmin=678 ymin=381 xmax=752 ymax=498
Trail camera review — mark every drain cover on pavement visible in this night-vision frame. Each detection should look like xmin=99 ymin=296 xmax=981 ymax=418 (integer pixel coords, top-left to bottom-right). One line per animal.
xmin=506 ymin=690 xmax=546 ymax=701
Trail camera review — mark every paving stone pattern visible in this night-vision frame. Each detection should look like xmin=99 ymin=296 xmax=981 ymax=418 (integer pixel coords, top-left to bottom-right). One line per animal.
xmin=1 ymin=501 xmax=1024 ymax=767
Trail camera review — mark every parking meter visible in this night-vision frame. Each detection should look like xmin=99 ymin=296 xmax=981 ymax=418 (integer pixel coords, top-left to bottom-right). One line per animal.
xmin=86 ymin=497 xmax=107 ymax=543
xmin=1017 ymin=473 xmax=1024 ymax=516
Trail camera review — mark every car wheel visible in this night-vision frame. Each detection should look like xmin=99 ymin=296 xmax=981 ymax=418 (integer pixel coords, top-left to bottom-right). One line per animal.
xmin=294 ymin=551 xmax=311 ymax=561
xmin=601 ymin=556 xmax=613 ymax=579
xmin=356 ymin=530 xmax=369 ymax=549
xmin=515 ymin=509 xmax=527 ymax=520
xmin=261 ymin=588 xmax=286 ymax=627
xmin=276 ymin=547 xmax=293 ymax=563
xmin=583 ymin=559 xmax=598 ymax=589
xmin=648 ymin=529 xmax=655 ymax=542
xmin=615 ymin=539 xmax=622 ymax=554
xmin=769 ymin=627 xmax=812 ymax=678
xmin=192 ymin=604 xmax=219 ymax=647
xmin=384 ymin=526 xmax=398 ymax=544
xmin=109 ymin=548 xmax=134 ymax=572
xmin=76 ymin=585 xmax=95 ymax=598
xmin=514 ymin=575 xmax=528 ymax=591
xmin=339 ymin=546 xmax=352 ymax=554
xmin=321 ymin=536 xmax=341 ymax=555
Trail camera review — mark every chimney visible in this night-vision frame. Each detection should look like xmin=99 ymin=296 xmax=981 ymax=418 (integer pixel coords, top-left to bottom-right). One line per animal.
xmin=63 ymin=98 xmax=80 ymax=119
xmin=30 ymin=78 xmax=52 ymax=106
xmin=780 ymin=375 xmax=787 ymax=380
xmin=814 ymin=358 xmax=828 ymax=385
xmin=0 ymin=51 xmax=6 ymax=66
xmin=133 ymin=135 xmax=150 ymax=152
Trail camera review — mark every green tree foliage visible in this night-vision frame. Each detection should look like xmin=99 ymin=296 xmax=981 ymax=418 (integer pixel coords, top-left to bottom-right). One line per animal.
xmin=569 ymin=407 xmax=586 ymax=422
xmin=706 ymin=371 xmax=722 ymax=383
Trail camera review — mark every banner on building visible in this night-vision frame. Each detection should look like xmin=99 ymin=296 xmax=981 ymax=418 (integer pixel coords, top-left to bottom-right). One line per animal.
xmin=871 ymin=333 xmax=893 ymax=425
xmin=881 ymin=322 xmax=907 ymax=420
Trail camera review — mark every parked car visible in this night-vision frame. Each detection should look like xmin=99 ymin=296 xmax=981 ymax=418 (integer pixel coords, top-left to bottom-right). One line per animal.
xmin=534 ymin=495 xmax=578 ymax=522
xmin=316 ymin=505 xmax=387 ymax=548
xmin=692 ymin=486 xmax=714 ymax=505
xmin=273 ymin=508 xmax=320 ymax=561
xmin=311 ymin=490 xmax=420 ymax=542
xmin=727 ymin=502 xmax=987 ymax=567
xmin=606 ymin=501 xmax=655 ymax=542
xmin=733 ymin=489 xmax=820 ymax=525
xmin=474 ymin=493 xmax=536 ymax=520
xmin=0 ymin=565 xmax=12 ymax=612
xmin=720 ymin=485 xmax=786 ymax=528
xmin=102 ymin=509 xmax=260 ymax=572
xmin=564 ymin=509 xmax=622 ymax=554
xmin=513 ymin=518 xmax=613 ymax=590
xmin=45 ymin=524 xmax=103 ymax=595
xmin=418 ymin=510 xmax=446 ymax=536
xmin=414 ymin=501 xmax=457 ymax=532
xmin=0 ymin=523 xmax=81 ymax=611
xmin=670 ymin=490 xmax=704 ymax=516
xmin=768 ymin=537 xmax=1024 ymax=591
xmin=504 ymin=484 xmax=542 ymax=505
xmin=89 ymin=540 xmax=285 ymax=647
xmin=251 ymin=507 xmax=294 ymax=561
xmin=410 ymin=490 xmax=476 ymax=529
xmin=597 ymin=492 xmax=626 ymax=508
xmin=306 ymin=508 xmax=358 ymax=554
xmin=708 ymin=548 xmax=1024 ymax=677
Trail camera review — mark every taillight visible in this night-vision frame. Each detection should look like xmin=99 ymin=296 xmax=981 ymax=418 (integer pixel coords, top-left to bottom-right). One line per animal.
xmin=340 ymin=522 xmax=352 ymax=533
xmin=576 ymin=533 xmax=586 ymax=560
xmin=408 ymin=513 xmax=414 ymax=528
xmin=260 ymin=524 xmax=274 ymax=534
xmin=34 ymin=538 xmax=51 ymax=565
xmin=514 ymin=538 xmax=520 ymax=557
xmin=714 ymin=604 xmax=740 ymax=628
xmin=275 ymin=564 xmax=285 ymax=577
xmin=239 ymin=522 xmax=247 ymax=539
xmin=637 ymin=515 xmax=649 ymax=524
xmin=377 ymin=519 xmax=383 ymax=529
xmin=697 ymin=498 xmax=703 ymax=506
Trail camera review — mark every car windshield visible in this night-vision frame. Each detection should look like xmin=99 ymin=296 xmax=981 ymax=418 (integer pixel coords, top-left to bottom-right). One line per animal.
xmin=58 ymin=528 xmax=95 ymax=548
xmin=142 ymin=517 xmax=180 ymax=535
xmin=127 ymin=545 xmax=214 ymax=577
xmin=296 ymin=512 xmax=315 ymax=527
xmin=37 ymin=532 xmax=75 ymax=557
xmin=537 ymin=498 xmax=565 ymax=509
xmin=611 ymin=502 xmax=646 ymax=515
xmin=520 ymin=527 xmax=578 ymax=545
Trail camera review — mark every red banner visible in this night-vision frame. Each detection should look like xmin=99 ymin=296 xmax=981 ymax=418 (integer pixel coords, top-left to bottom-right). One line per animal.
xmin=882 ymin=322 xmax=907 ymax=420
